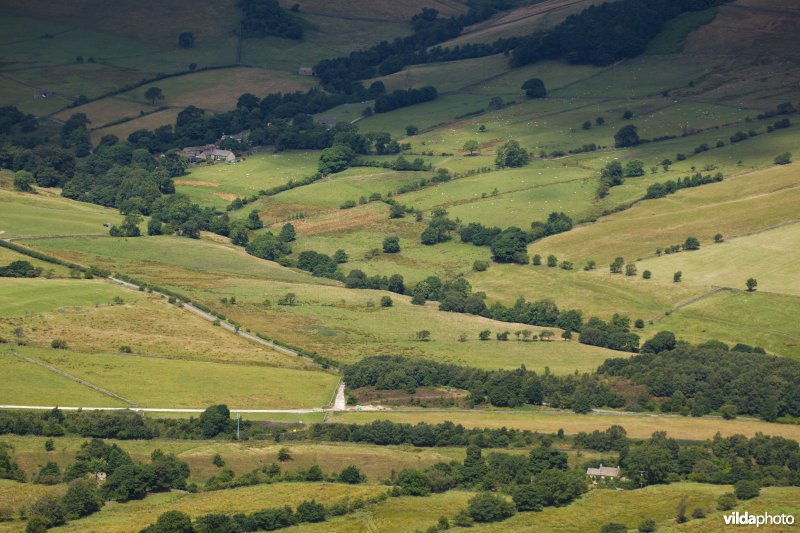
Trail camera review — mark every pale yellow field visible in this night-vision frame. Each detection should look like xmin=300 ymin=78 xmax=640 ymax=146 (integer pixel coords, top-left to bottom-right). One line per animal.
xmin=330 ymin=410 xmax=800 ymax=441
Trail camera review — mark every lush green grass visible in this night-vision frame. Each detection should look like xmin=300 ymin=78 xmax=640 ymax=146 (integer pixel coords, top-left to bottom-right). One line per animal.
xmin=0 ymin=279 xmax=139 ymax=317
xmin=0 ymin=347 xmax=127 ymax=407
xmin=330 ymin=410 xmax=800 ymax=441
xmin=0 ymin=189 xmax=122 ymax=238
xmin=178 ymin=151 xmax=322 ymax=209
xmin=21 ymin=345 xmax=337 ymax=409
xmin=645 ymin=290 xmax=800 ymax=360
xmin=24 ymin=235 xmax=324 ymax=284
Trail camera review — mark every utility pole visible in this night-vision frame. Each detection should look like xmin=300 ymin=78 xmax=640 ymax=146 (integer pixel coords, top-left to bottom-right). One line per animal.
xmin=236 ymin=413 xmax=241 ymax=440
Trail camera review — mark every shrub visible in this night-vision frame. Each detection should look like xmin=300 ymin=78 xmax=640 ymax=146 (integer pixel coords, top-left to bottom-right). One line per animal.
xmin=382 ymin=236 xmax=400 ymax=253
xmin=642 ymin=270 xmax=651 ymax=279
xmin=338 ymin=465 xmax=364 ymax=484
xmin=637 ymin=518 xmax=656 ymax=532
xmin=691 ymin=507 xmax=706 ymax=519
xmin=467 ymin=492 xmax=516 ymax=523
xmin=717 ymin=492 xmax=737 ymax=511
xmin=51 ymin=339 xmax=68 ymax=349
xmin=601 ymin=524 xmax=628 ymax=533
xmin=380 ymin=296 xmax=393 ymax=307
xmin=734 ymin=480 xmax=760 ymax=500
xmin=774 ymin=152 xmax=792 ymax=165
xmin=473 ymin=260 xmax=489 ymax=272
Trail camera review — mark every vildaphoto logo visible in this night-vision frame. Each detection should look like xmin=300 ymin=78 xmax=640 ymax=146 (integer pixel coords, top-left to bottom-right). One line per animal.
xmin=723 ymin=511 xmax=795 ymax=527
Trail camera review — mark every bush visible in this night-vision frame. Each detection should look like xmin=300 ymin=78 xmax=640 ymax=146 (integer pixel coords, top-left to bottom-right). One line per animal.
xmin=467 ymin=492 xmax=516 ymax=523
xmin=717 ymin=492 xmax=737 ymax=511
xmin=51 ymin=339 xmax=68 ymax=349
xmin=601 ymin=524 xmax=628 ymax=533
xmin=734 ymin=480 xmax=760 ymax=500
xmin=637 ymin=518 xmax=657 ymax=532
xmin=29 ymin=494 xmax=66 ymax=527
xmin=774 ymin=152 xmax=792 ymax=165
xmin=473 ymin=260 xmax=489 ymax=272
xmin=691 ymin=508 xmax=706 ymax=519
xmin=337 ymin=465 xmax=364 ymax=484
xmin=380 ymin=296 xmax=393 ymax=307
xmin=382 ymin=236 xmax=400 ymax=253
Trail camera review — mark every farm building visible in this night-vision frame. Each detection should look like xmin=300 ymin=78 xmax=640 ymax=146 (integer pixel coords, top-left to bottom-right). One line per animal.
xmin=586 ymin=464 xmax=621 ymax=482
xmin=298 ymin=67 xmax=314 ymax=76
xmin=181 ymin=145 xmax=236 ymax=163
xmin=318 ymin=117 xmax=338 ymax=128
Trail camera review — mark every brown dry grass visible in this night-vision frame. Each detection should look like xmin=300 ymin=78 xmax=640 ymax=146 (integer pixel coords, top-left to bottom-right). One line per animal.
xmin=0 ymin=293 xmax=310 ymax=368
xmin=684 ymin=0 xmax=800 ymax=62
xmin=332 ymin=410 xmax=800 ymax=441
xmin=289 ymin=206 xmax=383 ymax=236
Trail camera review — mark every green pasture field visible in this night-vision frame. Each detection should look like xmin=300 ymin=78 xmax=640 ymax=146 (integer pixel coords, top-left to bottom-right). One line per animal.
xmin=0 ymin=348 xmax=127 ymax=407
xmin=178 ymin=151 xmax=322 ymax=209
xmin=0 ymin=287 xmax=307 ymax=368
xmin=23 ymin=235 xmax=325 ymax=284
xmin=56 ymin=483 xmax=384 ymax=533
xmin=22 ymin=345 xmax=337 ymax=409
xmin=636 ymin=222 xmax=800 ymax=296
xmin=645 ymin=290 xmax=800 ymax=360
xmin=370 ymin=55 xmax=514 ymax=93
xmin=537 ymin=162 xmax=800 ymax=265
xmin=260 ymin=167 xmax=432 ymax=213
xmin=0 ymin=278 xmax=139 ymax=317
xmin=330 ymin=410 xmax=800 ymax=441
xmin=0 ymin=188 xmax=122 ymax=238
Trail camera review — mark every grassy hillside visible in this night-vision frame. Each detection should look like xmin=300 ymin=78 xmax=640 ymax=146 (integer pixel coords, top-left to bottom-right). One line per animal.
xmin=2 ymin=344 xmax=337 ymax=409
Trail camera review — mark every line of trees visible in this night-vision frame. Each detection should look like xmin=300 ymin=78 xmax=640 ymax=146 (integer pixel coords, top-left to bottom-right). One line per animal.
xmin=313 ymin=2 xmax=516 ymax=92
xmin=510 ymin=0 xmax=727 ymax=67
xmin=344 ymin=355 xmax=623 ymax=410
xmin=644 ymin=171 xmax=723 ymax=199
xmin=374 ymin=87 xmax=438 ymax=114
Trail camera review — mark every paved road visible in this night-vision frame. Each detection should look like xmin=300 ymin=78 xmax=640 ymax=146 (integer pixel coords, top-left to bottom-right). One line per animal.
xmin=0 ymin=405 xmax=323 ymax=414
